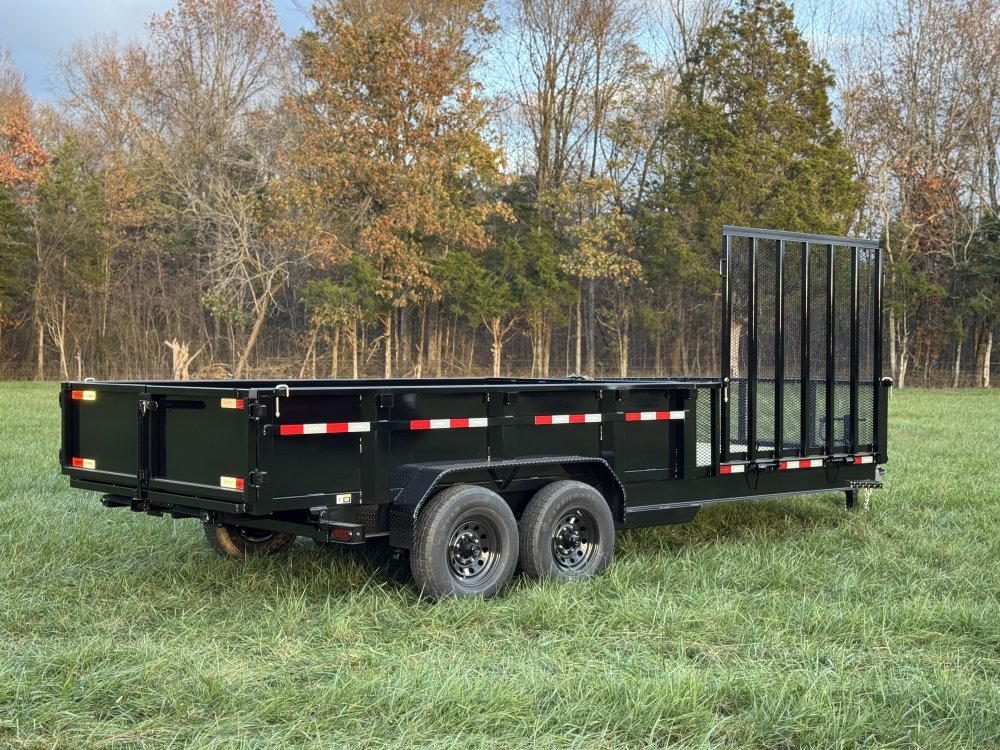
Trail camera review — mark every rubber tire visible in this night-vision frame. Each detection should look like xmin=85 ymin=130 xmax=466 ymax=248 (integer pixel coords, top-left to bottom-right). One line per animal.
xmin=518 ymin=480 xmax=615 ymax=581
xmin=410 ymin=485 xmax=519 ymax=600
xmin=203 ymin=523 xmax=297 ymax=557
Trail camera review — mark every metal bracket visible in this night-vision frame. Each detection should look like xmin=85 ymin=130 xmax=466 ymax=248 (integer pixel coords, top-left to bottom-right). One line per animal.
xmin=249 ymin=404 xmax=267 ymax=420
xmin=249 ymin=469 xmax=268 ymax=487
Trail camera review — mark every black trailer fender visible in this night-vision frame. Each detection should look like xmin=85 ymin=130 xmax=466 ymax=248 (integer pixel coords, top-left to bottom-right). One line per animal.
xmin=388 ymin=456 xmax=625 ymax=549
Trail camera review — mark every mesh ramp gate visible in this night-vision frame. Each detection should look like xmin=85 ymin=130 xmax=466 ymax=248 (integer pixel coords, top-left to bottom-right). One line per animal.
xmin=720 ymin=226 xmax=883 ymax=464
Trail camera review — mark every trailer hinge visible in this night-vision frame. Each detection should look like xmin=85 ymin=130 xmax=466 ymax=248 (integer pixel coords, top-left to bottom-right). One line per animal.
xmin=139 ymin=398 xmax=157 ymax=416
xmin=248 ymin=470 xmax=268 ymax=488
xmin=249 ymin=404 xmax=267 ymax=420
xmin=138 ymin=469 xmax=149 ymax=484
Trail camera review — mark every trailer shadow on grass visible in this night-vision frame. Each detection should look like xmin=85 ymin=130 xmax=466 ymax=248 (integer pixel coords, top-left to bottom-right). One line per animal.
xmin=618 ymin=492 xmax=857 ymax=554
xmin=150 ymin=492 xmax=860 ymax=605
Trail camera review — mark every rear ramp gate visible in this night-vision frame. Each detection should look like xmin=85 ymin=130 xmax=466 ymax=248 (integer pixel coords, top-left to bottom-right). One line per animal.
xmin=719 ymin=226 xmax=884 ymax=468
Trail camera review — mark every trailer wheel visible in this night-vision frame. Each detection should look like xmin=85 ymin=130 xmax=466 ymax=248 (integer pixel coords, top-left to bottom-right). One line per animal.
xmin=518 ymin=480 xmax=614 ymax=581
xmin=202 ymin=523 xmax=296 ymax=557
xmin=410 ymin=485 xmax=518 ymax=600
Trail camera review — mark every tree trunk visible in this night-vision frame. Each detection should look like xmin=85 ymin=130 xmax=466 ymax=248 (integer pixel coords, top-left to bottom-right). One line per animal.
xmin=952 ymin=337 xmax=962 ymax=388
xmin=352 ymin=322 xmax=359 ymax=379
xmin=889 ymin=308 xmax=899 ymax=386
xmin=330 ymin=326 xmax=340 ymax=378
xmin=542 ymin=319 xmax=552 ymax=377
xmin=897 ymin=311 xmax=909 ymax=390
xmin=383 ymin=312 xmax=393 ymax=378
xmin=982 ymin=323 xmax=993 ymax=388
xmin=490 ymin=318 xmax=502 ymax=377
xmin=564 ymin=318 xmax=571 ymax=375
xmin=234 ymin=292 xmax=274 ymax=379
xmin=619 ymin=328 xmax=628 ymax=377
xmin=299 ymin=327 xmax=319 ymax=379
xmin=415 ymin=301 xmax=427 ymax=378
xmin=586 ymin=278 xmax=596 ymax=376
xmin=574 ymin=293 xmax=582 ymax=374
xmin=55 ymin=294 xmax=69 ymax=382
xmin=398 ymin=306 xmax=409 ymax=375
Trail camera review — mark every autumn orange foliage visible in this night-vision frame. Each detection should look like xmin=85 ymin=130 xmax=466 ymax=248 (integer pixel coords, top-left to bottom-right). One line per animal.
xmin=0 ymin=106 xmax=48 ymax=194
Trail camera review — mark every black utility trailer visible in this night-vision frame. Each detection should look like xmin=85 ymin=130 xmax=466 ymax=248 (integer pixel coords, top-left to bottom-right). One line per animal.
xmin=60 ymin=226 xmax=891 ymax=599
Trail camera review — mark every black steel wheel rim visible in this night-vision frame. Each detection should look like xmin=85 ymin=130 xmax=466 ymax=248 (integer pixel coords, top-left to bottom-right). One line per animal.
xmin=235 ymin=527 xmax=276 ymax=543
xmin=551 ymin=507 xmax=599 ymax=572
xmin=447 ymin=514 xmax=501 ymax=583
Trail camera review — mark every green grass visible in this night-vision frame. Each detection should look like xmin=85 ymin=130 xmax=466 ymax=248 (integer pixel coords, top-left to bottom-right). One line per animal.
xmin=2 ymin=383 xmax=999 ymax=749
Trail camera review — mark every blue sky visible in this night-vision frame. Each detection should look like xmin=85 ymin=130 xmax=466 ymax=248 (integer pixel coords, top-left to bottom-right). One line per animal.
xmin=1 ymin=0 xmax=869 ymax=101
xmin=0 ymin=0 xmax=313 ymax=99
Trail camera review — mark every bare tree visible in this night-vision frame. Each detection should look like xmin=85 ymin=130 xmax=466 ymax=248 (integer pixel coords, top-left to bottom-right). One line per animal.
xmin=843 ymin=0 xmax=1000 ymax=388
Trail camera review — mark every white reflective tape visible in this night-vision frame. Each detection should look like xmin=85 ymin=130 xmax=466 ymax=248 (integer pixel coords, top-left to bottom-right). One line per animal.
xmin=584 ymin=413 xmax=601 ymax=423
xmin=347 ymin=422 xmax=370 ymax=433
xmin=302 ymin=423 xmax=327 ymax=434
xmin=855 ymin=455 xmax=874 ymax=464
xmin=428 ymin=419 xmax=451 ymax=430
xmin=551 ymin=414 xmax=570 ymax=424
xmin=781 ymin=458 xmax=824 ymax=470
xmin=669 ymin=410 xmax=686 ymax=420
xmin=467 ymin=417 xmax=488 ymax=428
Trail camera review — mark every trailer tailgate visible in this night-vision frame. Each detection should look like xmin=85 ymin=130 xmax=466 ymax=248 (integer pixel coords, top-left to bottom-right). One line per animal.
xmin=61 ymin=383 xmax=145 ymax=493
xmin=144 ymin=385 xmax=254 ymax=504
xmin=62 ymin=383 xmax=256 ymax=507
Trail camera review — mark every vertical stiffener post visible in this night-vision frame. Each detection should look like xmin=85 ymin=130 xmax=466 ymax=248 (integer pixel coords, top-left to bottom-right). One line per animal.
xmin=849 ymin=246 xmax=860 ymax=453
xmin=774 ymin=240 xmax=785 ymax=459
xmin=825 ymin=243 xmax=836 ymax=454
xmin=720 ymin=234 xmax=731 ymax=464
xmin=747 ymin=237 xmax=758 ymax=461
xmin=799 ymin=243 xmax=811 ymax=457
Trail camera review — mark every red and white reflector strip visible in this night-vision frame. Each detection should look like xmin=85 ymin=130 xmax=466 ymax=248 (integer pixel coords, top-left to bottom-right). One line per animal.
xmin=220 ymin=398 xmax=245 ymax=410
xmin=719 ymin=464 xmax=746 ymax=474
xmin=71 ymin=390 xmax=96 ymax=401
xmin=534 ymin=413 xmax=602 ymax=426
xmin=220 ymin=476 xmax=244 ymax=491
xmin=71 ymin=457 xmax=96 ymax=469
xmin=279 ymin=422 xmax=371 ymax=436
xmin=852 ymin=455 xmax=875 ymax=464
xmin=410 ymin=417 xmax=488 ymax=430
xmin=779 ymin=458 xmax=824 ymax=470
xmin=625 ymin=411 xmax=685 ymax=422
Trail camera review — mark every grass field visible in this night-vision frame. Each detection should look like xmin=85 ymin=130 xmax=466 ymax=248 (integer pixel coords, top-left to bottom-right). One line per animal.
xmin=1 ymin=382 xmax=999 ymax=749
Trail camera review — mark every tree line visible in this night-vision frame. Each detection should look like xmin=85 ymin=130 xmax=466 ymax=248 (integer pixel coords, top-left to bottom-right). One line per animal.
xmin=0 ymin=0 xmax=997 ymax=387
